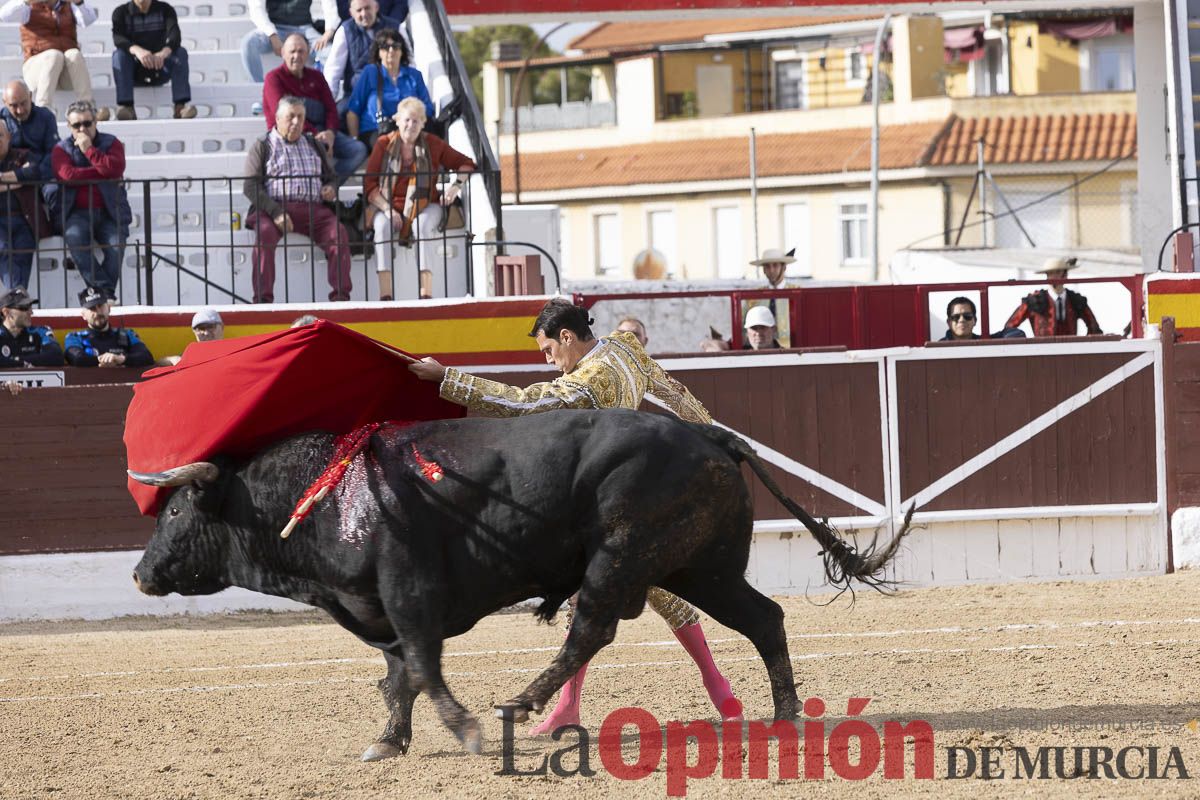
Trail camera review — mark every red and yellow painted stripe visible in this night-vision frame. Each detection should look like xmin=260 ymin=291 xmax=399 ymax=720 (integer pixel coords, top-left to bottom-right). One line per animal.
xmin=1147 ymin=277 xmax=1200 ymax=341
xmin=32 ymin=298 xmax=549 ymax=366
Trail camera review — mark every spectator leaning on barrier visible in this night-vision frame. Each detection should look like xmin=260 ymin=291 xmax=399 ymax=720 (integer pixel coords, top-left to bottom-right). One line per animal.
xmin=345 ymin=29 xmax=433 ymax=147
xmin=323 ymin=0 xmax=404 ymax=107
xmin=264 ymin=33 xmax=367 ymax=183
xmin=1004 ymin=256 xmax=1103 ymax=338
xmin=51 ymin=100 xmax=131 ymax=304
xmin=64 ymin=284 xmax=153 ymax=367
xmin=939 ymin=296 xmax=981 ymax=341
xmin=0 ymin=287 xmax=62 ymax=367
xmin=742 ymin=304 xmax=780 ymax=350
xmin=0 ymin=0 xmax=109 ymax=119
xmin=190 ymin=308 xmax=224 ymax=341
xmin=0 ymin=123 xmax=49 ymax=290
xmin=111 ymin=0 xmax=196 ymax=121
xmin=363 ymin=96 xmax=473 ymax=301
xmin=616 ymin=317 xmax=648 ymax=348
xmin=241 ymin=0 xmax=337 ymax=84
xmin=243 ymin=96 xmax=352 ymax=304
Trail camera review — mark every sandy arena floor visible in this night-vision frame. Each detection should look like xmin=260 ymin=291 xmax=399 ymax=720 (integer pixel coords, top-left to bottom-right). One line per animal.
xmin=2 ymin=571 xmax=1199 ymax=799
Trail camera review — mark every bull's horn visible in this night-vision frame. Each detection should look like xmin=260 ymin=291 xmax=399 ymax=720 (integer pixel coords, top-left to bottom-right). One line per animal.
xmin=127 ymin=462 xmax=220 ymax=486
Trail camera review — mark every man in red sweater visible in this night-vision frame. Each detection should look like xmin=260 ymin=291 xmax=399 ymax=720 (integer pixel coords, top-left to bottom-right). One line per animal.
xmin=51 ymin=100 xmax=131 ymax=303
xmin=263 ymin=33 xmax=366 ymax=182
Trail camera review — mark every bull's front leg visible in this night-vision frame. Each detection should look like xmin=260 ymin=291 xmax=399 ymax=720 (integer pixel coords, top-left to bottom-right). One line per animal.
xmin=362 ymin=651 xmax=417 ymax=762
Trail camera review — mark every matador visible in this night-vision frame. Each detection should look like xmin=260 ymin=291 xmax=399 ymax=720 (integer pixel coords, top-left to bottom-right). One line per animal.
xmin=409 ymin=298 xmax=743 ymax=734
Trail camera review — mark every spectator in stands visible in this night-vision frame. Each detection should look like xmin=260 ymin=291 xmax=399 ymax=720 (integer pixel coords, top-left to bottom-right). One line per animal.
xmin=0 ymin=0 xmax=108 ymax=119
xmin=742 ymin=304 xmax=780 ymax=350
xmin=244 ymin=96 xmax=352 ymax=303
xmin=616 ymin=317 xmax=648 ymax=348
xmin=939 ymin=296 xmax=981 ymax=341
xmin=331 ymin=0 xmax=402 ymax=23
xmin=363 ymin=96 xmax=473 ymax=301
xmin=51 ymin=100 xmax=131 ymax=304
xmin=111 ymin=0 xmax=197 ymax=121
xmin=345 ymin=29 xmax=433 ymax=148
xmin=64 ymin=284 xmax=153 ymax=367
xmin=1004 ymin=256 xmax=1103 ymax=338
xmin=0 ymin=123 xmax=49 ymax=290
xmin=264 ymin=33 xmax=367 ymax=182
xmin=0 ymin=80 xmax=57 ymax=189
xmin=241 ymin=0 xmax=337 ymax=84
xmin=323 ymin=0 xmax=402 ymax=107
xmin=291 ymin=313 xmax=318 ymax=327
xmin=0 ymin=287 xmax=62 ymax=366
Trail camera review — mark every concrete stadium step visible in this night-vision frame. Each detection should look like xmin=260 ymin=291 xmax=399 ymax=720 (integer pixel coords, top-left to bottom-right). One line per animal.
xmin=50 ymin=84 xmax=264 ymax=119
xmin=55 ymin=115 xmax=269 ymax=156
xmin=0 ymin=49 xmax=254 ymax=91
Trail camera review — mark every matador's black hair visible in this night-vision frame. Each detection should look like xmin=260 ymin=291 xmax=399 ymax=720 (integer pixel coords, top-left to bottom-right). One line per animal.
xmin=529 ymin=298 xmax=595 ymax=342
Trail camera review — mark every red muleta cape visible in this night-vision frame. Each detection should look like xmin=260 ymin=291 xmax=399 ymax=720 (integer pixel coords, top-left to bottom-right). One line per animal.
xmin=124 ymin=319 xmax=465 ymax=516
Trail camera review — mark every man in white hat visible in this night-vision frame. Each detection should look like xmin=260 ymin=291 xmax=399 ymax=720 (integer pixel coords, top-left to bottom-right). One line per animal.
xmin=748 ymin=247 xmax=797 ymax=346
xmin=190 ymin=308 xmax=224 ymax=342
xmin=1003 ymin=256 xmax=1102 ymax=338
xmin=742 ymin=304 xmax=780 ymax=350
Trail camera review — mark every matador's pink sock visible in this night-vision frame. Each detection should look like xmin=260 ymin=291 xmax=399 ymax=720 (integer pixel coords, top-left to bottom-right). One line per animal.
xmin=674 ymin=622 xmax=744 ymax=720
xmin=530 ymin=661 xmax=589 ymax=736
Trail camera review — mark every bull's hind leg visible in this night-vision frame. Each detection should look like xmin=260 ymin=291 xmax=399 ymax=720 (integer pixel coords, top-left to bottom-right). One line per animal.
xmin=496 ymin=561 xmax=630 ymax=723
xmin=660 ymin=572 xmax=799 ymax=720
xmin=362 ymin=651 xmax=418 ymax=761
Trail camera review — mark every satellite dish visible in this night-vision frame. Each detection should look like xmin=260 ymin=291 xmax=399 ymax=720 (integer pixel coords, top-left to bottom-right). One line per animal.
xmin=633 ymin=248 xmax=667 ymax=280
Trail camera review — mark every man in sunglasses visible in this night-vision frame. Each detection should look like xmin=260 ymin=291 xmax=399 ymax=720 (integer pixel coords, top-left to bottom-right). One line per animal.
xmin=939 ymin=296 xmax=980 ymax=341
xmin=50 ymin=100 xmax=131 ymax=304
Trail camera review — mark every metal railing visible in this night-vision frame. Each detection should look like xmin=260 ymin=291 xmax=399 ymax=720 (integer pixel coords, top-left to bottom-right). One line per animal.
xmin=0 ymin=167 xmax=490 ymax=307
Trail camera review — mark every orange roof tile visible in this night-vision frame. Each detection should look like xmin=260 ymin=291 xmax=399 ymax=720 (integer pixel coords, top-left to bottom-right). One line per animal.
xmin=502 ymin=120 xmax=943 ymax=194
xmin=925 ymin=112 xmax=1137 ymax=166
xmin=568 ymin=17 xmax=872 ymax=52
xmin=503 ymin=112 xmax=1138 ymax=195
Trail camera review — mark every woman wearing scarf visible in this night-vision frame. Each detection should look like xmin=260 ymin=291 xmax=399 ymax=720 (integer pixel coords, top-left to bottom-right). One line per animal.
xmin=363 ymin=96 xmax=474 ymax=300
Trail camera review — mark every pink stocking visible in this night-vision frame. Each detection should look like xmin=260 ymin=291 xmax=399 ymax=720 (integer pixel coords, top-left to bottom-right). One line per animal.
xmin=529 ymin=661 xmax=589 ymax=735
xmin=674 ymin=622 xmax=743 ymax=720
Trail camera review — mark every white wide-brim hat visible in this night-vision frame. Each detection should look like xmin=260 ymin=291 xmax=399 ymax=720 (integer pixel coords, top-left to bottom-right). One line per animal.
xmin=750 ymin=248 xmax=796 ymax=267
xmin=1037 ymin=256 xmax=1079 ymax=274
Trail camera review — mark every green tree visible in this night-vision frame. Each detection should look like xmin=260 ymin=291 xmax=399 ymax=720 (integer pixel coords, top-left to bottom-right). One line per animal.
xmin=454 ymin=25 xmax=554 ymax=104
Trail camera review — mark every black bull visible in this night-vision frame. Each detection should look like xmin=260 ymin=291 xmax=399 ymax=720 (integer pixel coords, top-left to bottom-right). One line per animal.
xmin=130 ymin=409 xmax=910 ymax=759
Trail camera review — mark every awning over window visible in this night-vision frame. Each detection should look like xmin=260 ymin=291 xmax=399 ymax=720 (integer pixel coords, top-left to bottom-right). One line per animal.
xmin=1039 ymin=16 xmax=1133 ymax=42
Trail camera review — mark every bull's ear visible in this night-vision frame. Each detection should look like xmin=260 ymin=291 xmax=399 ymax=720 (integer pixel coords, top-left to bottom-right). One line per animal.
xmin=128 ymin=462 xmax=220 ymax=487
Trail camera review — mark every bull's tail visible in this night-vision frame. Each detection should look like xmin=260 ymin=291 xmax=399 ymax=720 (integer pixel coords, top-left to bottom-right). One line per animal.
xmin=694 ymin=423 xmax=915 ymax=595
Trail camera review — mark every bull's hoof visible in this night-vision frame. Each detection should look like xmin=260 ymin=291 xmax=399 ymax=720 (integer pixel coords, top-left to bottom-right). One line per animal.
xmin=493 ymin=703 xmax=530 ymax=723
xmin=460 ymin=720 xmax=483 ymax=755
xmin=361 ymin=741 xmax=404 ymax=762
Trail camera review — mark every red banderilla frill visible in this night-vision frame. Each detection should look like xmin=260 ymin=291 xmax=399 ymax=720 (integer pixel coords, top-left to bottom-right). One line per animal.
xmin=280 ymin=421 xmax=386 ymax=539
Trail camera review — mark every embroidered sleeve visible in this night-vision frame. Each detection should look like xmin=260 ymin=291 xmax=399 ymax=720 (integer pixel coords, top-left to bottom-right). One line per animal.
xmin=645 ymin=360 xmax=712 ymax=424
xmin=439 ymin=367 xmax=597 ymax=417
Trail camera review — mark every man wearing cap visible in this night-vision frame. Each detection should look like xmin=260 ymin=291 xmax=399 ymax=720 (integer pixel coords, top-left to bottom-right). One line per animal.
xmin=742 ymin=304 xmax=781 ymax=350
xmin=1004 ymin=257 xmax=1102 ymax=338
xmin=749 ymin=247 xmax=798 ymax=346
xmin=0 ymin=287 xmax=62 ymax=367
xmin=190 ymin=308 xmax=224 ymax=342
xmin=64 ymin=284 xmax=153 ymax=367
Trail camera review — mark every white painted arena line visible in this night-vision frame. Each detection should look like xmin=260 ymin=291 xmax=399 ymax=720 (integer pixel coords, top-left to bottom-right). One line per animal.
xmin=1 ymin=636 xmax=1195 ymax=704
xmin=3 ymin=616 xmax=1198 ymax=687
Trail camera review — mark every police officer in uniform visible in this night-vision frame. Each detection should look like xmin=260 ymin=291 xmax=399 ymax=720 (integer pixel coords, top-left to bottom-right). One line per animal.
xmin=0 ymin=287 xmax=62 ymax=368
xmin=63 ymin=284 xmax=154 ymax=368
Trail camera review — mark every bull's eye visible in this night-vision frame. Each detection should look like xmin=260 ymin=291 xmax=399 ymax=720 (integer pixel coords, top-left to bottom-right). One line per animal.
xmin=169 ymin=507 xmax=180 ymax=517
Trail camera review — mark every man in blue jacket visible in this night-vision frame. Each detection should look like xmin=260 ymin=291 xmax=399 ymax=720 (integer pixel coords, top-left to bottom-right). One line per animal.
xmin=322 ymin=0 xmax=403 ymax=107
xmin=64 ymin=284 xmax=152 ymax=368
xmin=0 ymin=287 xmax=62 ymax=367
xmin=51 ymin=100 xmax=131 ymax=304
xmin=0 ymin=80 xmax=59 ymax=208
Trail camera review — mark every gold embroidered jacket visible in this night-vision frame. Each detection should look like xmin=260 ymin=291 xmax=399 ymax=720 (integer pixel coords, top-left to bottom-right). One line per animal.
xmin=439 ymin=330 xmax=711 ymax=424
